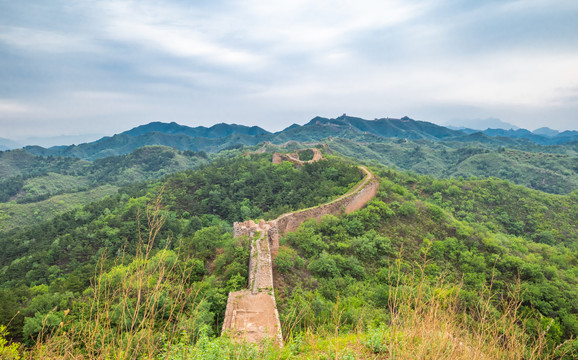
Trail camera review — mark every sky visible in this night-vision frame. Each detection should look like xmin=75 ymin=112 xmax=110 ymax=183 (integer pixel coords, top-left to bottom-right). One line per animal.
xmin=1 ymin=0 xmax=577 ymax=141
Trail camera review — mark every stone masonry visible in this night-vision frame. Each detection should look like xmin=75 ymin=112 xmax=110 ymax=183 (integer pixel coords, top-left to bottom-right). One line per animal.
xmin=272 ymin=148 xmax=323 ymax=166
xmin=221 ymin=155 xmax=379 ymax=346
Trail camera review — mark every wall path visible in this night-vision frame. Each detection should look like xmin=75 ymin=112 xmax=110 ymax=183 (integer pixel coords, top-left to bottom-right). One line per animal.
xmin=221 ymin=159 xmax=378 ymax=346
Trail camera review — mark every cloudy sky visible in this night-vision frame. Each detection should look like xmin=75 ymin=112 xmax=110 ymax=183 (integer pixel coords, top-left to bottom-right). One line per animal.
xmin=1 ymin=0 xmax=577 ymax=141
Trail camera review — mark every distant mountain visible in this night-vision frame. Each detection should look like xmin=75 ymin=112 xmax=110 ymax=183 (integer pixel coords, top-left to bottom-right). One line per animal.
xmin=7 ymin=116 xmax=578 ymax=198
xmin=23 ymin=116 xmax=463 ymax=160
xmin=480 ymin=128 xmax=578 ymax=145
xmin=558 ymin=130 xmax=578 ymax=139
xmin=298 ymin=115 xmax=461 ymax=140
xmin=444 ymin=117 xmax=518 ymax=130
xmin=25 ymin=132 xmax=264 ymax=160
xmin=444 ymin=127 xmax=578 ymax=145
xmin=279 ymin=123 xmax=301 ymax=132
xmin=0 ymin=137 xmax=21 ymax=151
xmin=121 ymin=121 xmax=270 ymax=138
xmin=18 ymin=116 xmax=578 ymax=160
xmin=22 ymin=122 xmax=272 ymax=160
xmin=444 ymin=132 xmax=534 ymax=147
xmin=533 ymin=127 xmax=559 ymax=137
xmin=482 ymin=128 xmax=545 ymax=141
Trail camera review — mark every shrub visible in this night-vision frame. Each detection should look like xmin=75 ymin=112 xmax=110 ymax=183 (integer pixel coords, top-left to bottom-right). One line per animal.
xmin=274 ymin=247 xmax=303 ymax=273
xmin=308 ymin=252 xmax=340 ymax=278
xmin=397 ymin=201 xmax=417 ymax=217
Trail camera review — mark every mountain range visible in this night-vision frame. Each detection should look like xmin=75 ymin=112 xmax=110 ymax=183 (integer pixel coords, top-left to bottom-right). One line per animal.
xmin=122 ymin=121 xmax=269 ymax=138
xmin=0 ymin=137 xmax=22 ymax=151
xmin=14 ymin=115 xmax=576 ymax=160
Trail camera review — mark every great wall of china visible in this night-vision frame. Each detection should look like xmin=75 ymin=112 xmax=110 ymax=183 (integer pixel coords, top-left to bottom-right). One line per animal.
xmin=221 ymin=150 xmax=379 ymax=345
xmin=272 ymin=148 xmax=323 ymax=165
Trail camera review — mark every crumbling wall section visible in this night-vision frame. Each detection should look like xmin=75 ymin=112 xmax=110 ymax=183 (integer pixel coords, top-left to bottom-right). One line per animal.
xmin=271 ymin=152 xmax=284 ymax=164
xmin=272 ymin=148 xmax=323 ymax=166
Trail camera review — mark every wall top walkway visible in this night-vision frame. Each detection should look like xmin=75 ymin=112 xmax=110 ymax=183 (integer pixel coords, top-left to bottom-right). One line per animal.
xmin=222 ymin=154 xmax=379 ymax=346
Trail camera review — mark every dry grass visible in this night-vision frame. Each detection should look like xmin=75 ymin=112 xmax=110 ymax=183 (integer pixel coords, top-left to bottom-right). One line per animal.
xmin=373 ymin=264 xmax=534 ymax=360
xmin=279 ymin=259 xmax=573 ymax=360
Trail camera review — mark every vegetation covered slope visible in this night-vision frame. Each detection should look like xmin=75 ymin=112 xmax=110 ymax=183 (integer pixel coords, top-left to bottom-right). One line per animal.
xmin=121 ymin=121 xmax=270 ymax=138
xmin=0 ymin=146 xmax=209 ymax=229
xmin=0 ymin=154 xmax=576 ymax=359
xmin=325 ymin=137 xmax=578 ymax=194
xmin=0 ymin=146 xmax=207 ymax=203
xmin=275 ymin=169 xmax=577 ymax=345
xmin=0 ymin=154 xmax=362 ymax=345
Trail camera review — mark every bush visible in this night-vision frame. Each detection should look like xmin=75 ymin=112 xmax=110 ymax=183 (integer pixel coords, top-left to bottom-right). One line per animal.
xmin=274 ymin=247 xmax=303 ymax=273
xmin=0 ymin=326 xmax=21 ymax=360
xmin=308 ymin=252 xmax=340 ymax=278
xmin=397 ymin=201 xmax=417 ymax=217
xmin=427 ymin=203 xmax=445 ymax=223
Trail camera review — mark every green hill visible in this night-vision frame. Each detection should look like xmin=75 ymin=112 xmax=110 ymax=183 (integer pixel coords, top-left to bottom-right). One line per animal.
xmin=325 ymin=138 xmax=578 ymax=194
xmin=305 ymin=115 xmax=461 ymax=139
xmin=121 ymin=121 xmax=270 ymax=138
xmin=0 ymin=154 xmax=575 ymax=358
xmin=0 ymin=146 xmax=208 ymax=228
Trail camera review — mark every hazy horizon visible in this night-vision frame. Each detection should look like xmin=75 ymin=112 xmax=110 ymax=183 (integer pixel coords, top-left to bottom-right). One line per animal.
xmin=2 ymin=114 xmax=575 ymax=149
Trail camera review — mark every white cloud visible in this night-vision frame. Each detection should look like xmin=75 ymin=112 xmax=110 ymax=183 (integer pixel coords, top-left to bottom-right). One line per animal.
xmin=0 ymin=26 xmax=97 ymax=53
xmin=0 ymin=99 xmax=37 ymax=115
xmin=93 ymin=1 xmax=265 ymax=67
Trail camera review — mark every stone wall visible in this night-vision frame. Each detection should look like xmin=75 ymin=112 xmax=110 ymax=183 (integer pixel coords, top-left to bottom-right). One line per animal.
xmin=223 ymin=165 xmax=378 ymax=346
xmin=233 ymin=220 xmax=275 ymax=294
xmin=268 ymin=166 xmax=378 ymax=252
xmin=272 ymin=148 xmax=323 ymax=166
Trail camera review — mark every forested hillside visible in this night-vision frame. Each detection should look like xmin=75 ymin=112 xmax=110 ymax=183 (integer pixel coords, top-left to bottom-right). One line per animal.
xmin=0 ymin=154 xmax=362 ymax=345
xmin=0 ymin=146 xmax=208 ymax=230
xmin=275 ymin=169 xmax=577 ymax=343
xmin=322 ymin=138 xmax=578 ymax=194
xmin=0 ymin=151 xmax=576 ymax=359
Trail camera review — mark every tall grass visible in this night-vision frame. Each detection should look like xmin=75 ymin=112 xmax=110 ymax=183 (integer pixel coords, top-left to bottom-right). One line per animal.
xmin=277 ymin=259 xmax=574 ymax=359
xmin=367 ymin=261 xmax=548 ymax=360
xmin=26 ymin=192 xmax=206 ymax=359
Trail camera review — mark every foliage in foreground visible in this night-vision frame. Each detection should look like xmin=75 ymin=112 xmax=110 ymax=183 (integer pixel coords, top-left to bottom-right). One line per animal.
xmin=8 ymin=264 xmax=574 ymax=359
xmin=274 ymin=167 xmax=577 ymax=351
